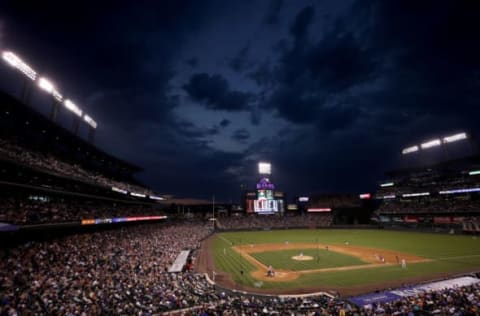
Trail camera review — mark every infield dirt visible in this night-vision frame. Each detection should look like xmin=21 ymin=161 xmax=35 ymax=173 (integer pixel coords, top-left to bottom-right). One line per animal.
xmin=195 ymin=235 xmax=452 ymax=295
xmin=232 ymin=242 xmax=429 ymax=282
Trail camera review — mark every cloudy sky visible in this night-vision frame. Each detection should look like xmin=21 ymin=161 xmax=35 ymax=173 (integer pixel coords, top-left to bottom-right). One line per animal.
xmin=0 ymin=0 xmax=479 ymax=201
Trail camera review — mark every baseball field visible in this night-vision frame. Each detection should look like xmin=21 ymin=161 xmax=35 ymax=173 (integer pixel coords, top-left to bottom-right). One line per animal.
xmin=198 ymin=229 xmax=480 ymax=295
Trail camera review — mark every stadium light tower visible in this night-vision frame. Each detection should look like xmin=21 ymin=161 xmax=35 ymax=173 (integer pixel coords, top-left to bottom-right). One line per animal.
xmin=258 ymin=162 xmax=271 ymax=175
xmin=64 ymin=99 xmax=83 ymax=134
xmin=420 ymin=139 xmax=441 ymax=149
xmin=2 ymin=51 xmax=37 ymax=81
xmin=443 ymin=132 xmax=467 ymax=144
xmin=2 ymin=51 xmax=37 ymax=104
xmin=83 ymin=114 xmax=97 ymax=143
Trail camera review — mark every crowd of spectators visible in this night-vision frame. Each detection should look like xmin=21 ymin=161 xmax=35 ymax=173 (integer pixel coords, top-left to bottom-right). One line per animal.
xmin=0 ymin=222 xmax=214 ymax=315
xmin=2 ymin=220 xmax=480 ymax=315
xmin=216 ymin=213 xmax=333 ymax=230
xmin=377 ymin=197 xmax=480 ymax=215
xmin=0 ymin=137 xmax=153 ymax=195
xmin=0 ymin=195 xmax=165 ymax=224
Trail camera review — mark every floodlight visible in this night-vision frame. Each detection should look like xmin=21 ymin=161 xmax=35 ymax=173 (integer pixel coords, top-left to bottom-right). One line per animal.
xmin=381 ymin=194 xmax=396 ymax=199
xmin=111 ymin=187 xmax=128 ymax=194
xmin=258 ymin=162 xmax=271 ymax=175
xmin=380 ymin=182 xmax=394 ymax=187
xmin=52 ymin=90 xmax=63 ymax=102
xmin=439 ymin=187 xmax=480 ymax=195
xmin=83 ymin=114 xmax=97 ymax=129
xmin=2 ymin=51 xmax=37 ymax=80
xmin=402 ymin=192 xmax=430 ymax=197
xmin=149 ymin=195 xmax=165 ymax=201
xmin=359 ymin=193 xmax=371 ymax=199
xmin=130 ymin=192 xmax=146 ymax=198
xmin=469 ymin=170 xmax=480 ymax=176
xmin=420 ymin=139 xmax=441 ymax=149
xmin=443 ymin=132 xmax=467 ymax=143
xmin=402 ymin=145 xmax=419 ymax=155
xmin=38 ymin=77 xmax=55 ymax=93
xmin=298 ymin=197 xmax=309 ymax=202
xmin=64 ymin=99 xmax=83 ymax=117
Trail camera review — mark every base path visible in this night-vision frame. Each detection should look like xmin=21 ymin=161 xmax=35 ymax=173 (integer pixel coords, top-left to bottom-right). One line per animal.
xmin=196 ymin=235 xmax=449 ymax=296
xmin=232 ymin=242 xmax=429 ymax=283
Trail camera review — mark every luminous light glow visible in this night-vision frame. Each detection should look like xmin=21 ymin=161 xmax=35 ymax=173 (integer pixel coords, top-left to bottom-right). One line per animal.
xmin=420 ymin=139 xmax=441 ymax=149
xmin=130 ymin=192 xmax=146 ymax=198
xmin=469 ymin=170 xmax=480 ymax=176
xmin=2 ymin=51 xmax=37 ymax=80
xmin=149 ymin=195 xmax=165 ymax=201
xmin=308 ymin=208 xmax=331 ymax=212
xmin=83 ymin=114 xmax=97 ymax=129
xmin=402 ymin=192 xmax=430 ymax=197
xmin=359 ymin=193 xmax=371 ymax=199
xmin=382 ymin=194 xmax=396 ymax=199
xmin=439 ymin=187 xmax=480 ymax=195
xmin=380 ymin=182 xmax=394 ymax=187
xmin=111 ymin=187 xmax=128 ymax=194
xmin=298 ymin=197 xmax=309 ymax=202
xmin=443 ymin=132 xmax=467 ymax=143
xmin=52 ymin=90 xmax=63 ymax=102
xmin=64 ymin=99 xmax=83 ymax=117
xmin=258 ymin=162 xmax=271 ymax=175
xmin=402 ymin=146 xmax=419 ymax=155
xmin=38 ymin=77 xmax=55 ymax=93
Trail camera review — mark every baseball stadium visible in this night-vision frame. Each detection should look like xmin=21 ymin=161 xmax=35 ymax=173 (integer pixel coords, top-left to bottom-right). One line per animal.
xmin=2 ymin=3 xmax=480 ymax=315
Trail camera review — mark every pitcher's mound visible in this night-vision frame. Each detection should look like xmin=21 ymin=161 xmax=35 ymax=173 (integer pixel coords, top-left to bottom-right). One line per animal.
xmin=292 ymin=255 xmax=313 ymax=261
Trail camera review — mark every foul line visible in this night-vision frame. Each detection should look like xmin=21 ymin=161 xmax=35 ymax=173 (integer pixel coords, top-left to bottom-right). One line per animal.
xmin=218 ymin=234 xmax=233 ymax=245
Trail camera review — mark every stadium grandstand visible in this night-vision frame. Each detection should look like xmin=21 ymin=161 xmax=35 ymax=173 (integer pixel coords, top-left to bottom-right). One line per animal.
xmin=373 ymin=140 xmax=480 ymax=234
xmin=0 ymin=48 xmax=478 ymax=316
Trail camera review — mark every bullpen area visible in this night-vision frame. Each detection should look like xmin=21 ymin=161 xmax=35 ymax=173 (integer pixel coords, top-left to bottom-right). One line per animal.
xmin=197 ymin=229 xmax=480 ymax=296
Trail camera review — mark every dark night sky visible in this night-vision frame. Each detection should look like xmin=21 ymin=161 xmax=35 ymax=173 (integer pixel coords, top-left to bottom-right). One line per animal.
xmin=0 ymin=0 xmax=479 ymax=201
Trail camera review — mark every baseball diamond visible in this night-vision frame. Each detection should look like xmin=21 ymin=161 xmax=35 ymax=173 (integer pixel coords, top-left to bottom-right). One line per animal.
xmin=197 ymin=229 xmax=480 ymax=296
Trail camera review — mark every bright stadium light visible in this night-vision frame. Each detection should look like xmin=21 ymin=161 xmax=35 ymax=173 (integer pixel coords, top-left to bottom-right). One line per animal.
xmin=439 ymin=187 xmax=480 ymax=195
xmin=111 ymin=186 xmax=128 ymax=194
xmin=443 ymin=132 xmax=467 ymax=144
xmin=149 ymin=195 xmax=165 ymax=201
xmin=83 ymin=114 xmax=97 ymax=129
xmin=469 ymin=170 xmax=480 ymax=176
xmin=258 ymin=162 xmax=271 ymax=175
xmin=380 ymin=182 xmax=394 ymax=187
xmin=382 ymin=194 xmax=396 ymax=199
xmin=52 ymin=90 xmax=63 ymax=102
xmin=130 ymin=192 xmax=146 ymax=198
xmin=420 ymin=139 xmax=441 ymax=149
xmin=64 ymin=99 xmax=83 ymax=117
xmin=2 ymin=51 xmax=37 ymax=80
xmin=402 ymin=192 xmax=430 ymax=197
xmin=38 ymin=77 xmax=55 ymax=93
xmin=402 ymin=145 xmax=419 ymax=155
xmin=38 ymin=77 xmax=64 ymax=102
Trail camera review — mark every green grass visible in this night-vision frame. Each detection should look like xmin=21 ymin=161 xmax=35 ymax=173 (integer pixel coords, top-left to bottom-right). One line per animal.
xmin=251 ymin=248 xmax=367 ymax=271
xmin=211 ymin=229 xmax=480 ymax=291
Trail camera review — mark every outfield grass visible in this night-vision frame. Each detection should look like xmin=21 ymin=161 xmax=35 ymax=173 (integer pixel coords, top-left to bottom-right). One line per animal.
xmin=251 ymin=248 xmax=367 ymax=271
xmin=212 ymin=229 xmax=480 ymax=291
